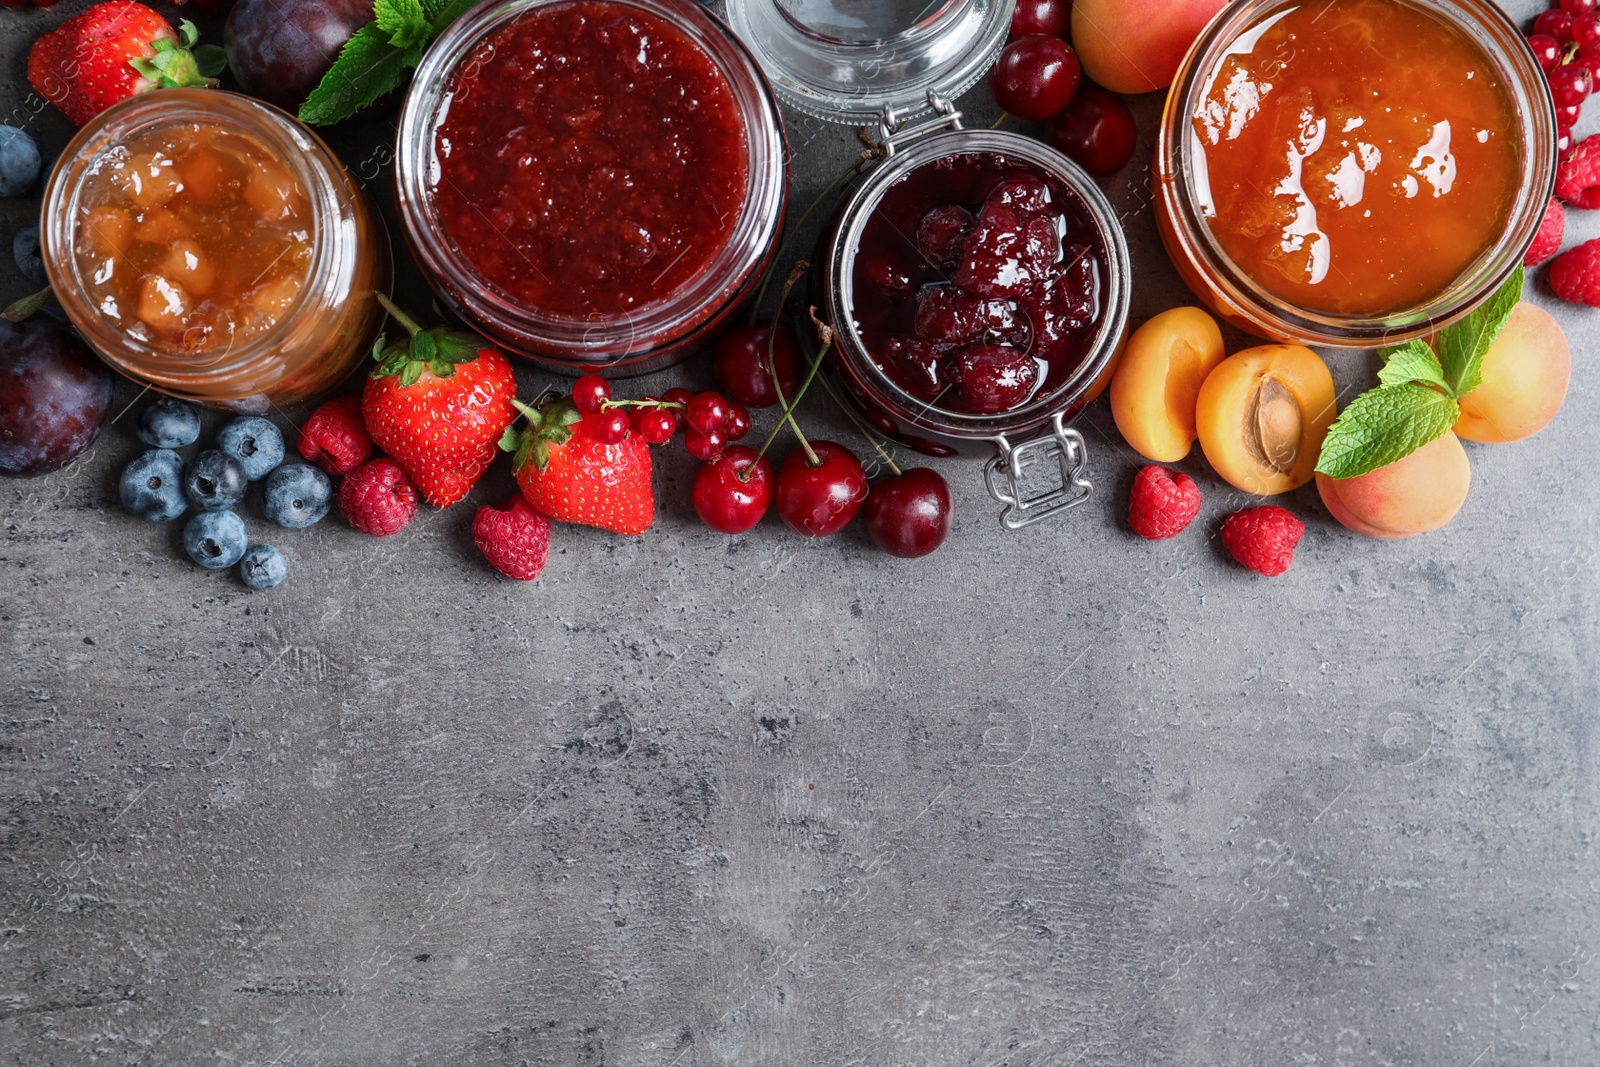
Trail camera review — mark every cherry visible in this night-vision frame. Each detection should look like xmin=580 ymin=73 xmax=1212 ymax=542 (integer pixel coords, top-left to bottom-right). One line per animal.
xmin=638 ymin=408 xmax=676 ymax=445
xmin=1562 ymin=0 xmax=1597 ymax=17
xmin=947 ymin=344 xmax=1040 ymax=413
xmin=685 ymin=425 xmax=727 ymax=460
xmin=861 ymin=257 xmax=915 ymax=297
xmin=713 ymin=324 xmax=804 ymax=408
xmin=1535 ymin=9 xmax=1575 ymax=41
xmin=693 ymin=445 xmax=773 ymax=534
xmin=724 ymin=402 xmax=752 ymax=441
xmin=989 ymin=35 xmax=1081 ymax=121
xmin=1528 ymin=32 xmax=1562 ymax=71
xmin=863 ymin=468 xmax=953 ymax=558
xmin=1551 ymin=63 xmax=1593 ymax=108
xmin=590 ymin=409 xmax=630 ymax=444
xmin=915 ymin=204 xmax=974 ymax=269
xmin=1010 ymin=0 xmax=1071 ymax=39
xmin=774 ymin=441 xmax=868 ymax=538
xmin=1045 ymin=88 xmax=1138 ymax=176
xmin=572 ymin=373 xmax=610 ymax=415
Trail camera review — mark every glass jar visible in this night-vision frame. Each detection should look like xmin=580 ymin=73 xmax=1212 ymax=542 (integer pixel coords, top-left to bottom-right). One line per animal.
xmin=816 ymin=100 xmax=1132 ymax=530
xmin=41 ymin=90 xmax=387 ymax=412
xmin=1155 ymin=0 xmax=1556 ymax=347
xmin=394 ymin=0 xmax=787 ymax=378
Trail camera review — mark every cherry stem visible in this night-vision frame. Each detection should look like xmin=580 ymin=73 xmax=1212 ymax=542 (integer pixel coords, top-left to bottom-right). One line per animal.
xmin=745 ymin=151 xmax=875 ymax=327
xmin=373 ymin=292 xmax=424 ymax=339
xmin=990 ymin=113 xmax=1008 ymax=130
xmin=745 ymin=315 xmax=833 ymax=477
xmin=815 ymin=372 xmax=902 ymax=477
xmin=765 ymin=261 xmax=812 ymax=461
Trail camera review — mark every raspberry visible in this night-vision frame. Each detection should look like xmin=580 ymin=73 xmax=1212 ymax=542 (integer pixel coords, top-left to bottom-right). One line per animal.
xmin=1526 ymin=197 xmax=1566 ymax=267
xmin=338 ymin=458 xmax=418 ymax=537
xmin=472 ymin=495 xmax=551 ymax=581
xmin=298 ymin=395 xmax=371 ymax=476
xmin=915 ymin=204 xmax=973 ymax=269
xmin=1220 ymin=505 xmax=1305 ymax=577
xmin=947 ymin=343 xmax=1040 ymax=413
xmin=1127 ymin=465 xmax=1201 ymax=540
xmin=1550 ymin=237 xmax=1600 ymax=306
xmin=1556 ymin=135 xmax=1600 ymax=209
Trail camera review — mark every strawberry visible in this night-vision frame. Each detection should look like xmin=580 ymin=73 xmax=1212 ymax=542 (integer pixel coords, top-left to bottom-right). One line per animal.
xmin=361 ymin=297 xmax=518 ymax=509
xmin=28 ymin=5 xmax=226 ymax=128
xmin=508 ymin=397 xmax=655 ymax=536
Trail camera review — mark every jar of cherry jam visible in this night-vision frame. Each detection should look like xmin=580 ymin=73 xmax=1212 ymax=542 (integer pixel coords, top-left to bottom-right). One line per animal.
xmin=394 ymin=0 xmax=787 ymax=376
xmin=1156 ymin=0 xmax=1556 ymax=347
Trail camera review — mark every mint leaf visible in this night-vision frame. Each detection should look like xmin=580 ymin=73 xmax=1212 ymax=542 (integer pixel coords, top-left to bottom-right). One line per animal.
xmin=1436 ymin=265 xmax=1524 ymax=398
xmin=1315 ymin=382 xmax=1460 ymax=480
xmin=375 ymin=0 xmax=432 ymax=49
xmin=1377 ymin=340 xmax=1449 ymax=391
xmin=299 ymin=24 xmax=413 ymax=126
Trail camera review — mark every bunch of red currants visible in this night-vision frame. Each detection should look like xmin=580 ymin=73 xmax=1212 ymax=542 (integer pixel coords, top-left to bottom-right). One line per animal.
xmin=1529 ymin=0 xmax=1600 ymax=153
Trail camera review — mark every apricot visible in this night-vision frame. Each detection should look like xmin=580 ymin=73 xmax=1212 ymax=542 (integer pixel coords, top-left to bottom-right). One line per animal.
xmin=1072 ymin=0 xmax=1229 ymax=93
xmin=1316 ymin=432 xmax=1471 ymax=539
xmin=137 ymin=276 xmax=193 ymax=336
xmin=134 ymin=208 xmax=192 ymax=245
xmin=1110 ymin=306 xmax=1226 ymax=462
xmin=82 ymin=206 xmax=134 ymax=259
xmin=161 ymin=240 xmax=216 ymax=297
xmin=176 ymin=147 xmax=232 ymax=203
xmin=115 ymin=152 xmax=185 ymax=209
xmin=1455 ymin=303 xmax=1570 ymax=443
xmin=1195 ymin=344 xmax=1335 ymax=495
xmin=244 ymin=161 xmax=304 ymax=222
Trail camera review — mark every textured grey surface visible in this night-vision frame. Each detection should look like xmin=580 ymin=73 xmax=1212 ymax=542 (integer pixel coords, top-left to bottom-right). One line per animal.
xmin=2 ymin=1 xmax=1598 ymax=1065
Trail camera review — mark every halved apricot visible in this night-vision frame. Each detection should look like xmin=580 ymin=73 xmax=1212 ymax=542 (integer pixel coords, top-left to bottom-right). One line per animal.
xmin=1455 ymin=303 xmax=1570 ymax=443
xmin=1196 ymin=344 xmax=1335 ymax=495
xmin=1109 ymin=306 xmax=1226 ymax=462
xmin=1316 ymin=431 xmax=1471 ymax=539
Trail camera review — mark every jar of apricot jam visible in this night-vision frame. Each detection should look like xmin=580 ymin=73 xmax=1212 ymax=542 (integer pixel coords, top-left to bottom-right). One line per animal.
xmin=41 ymin=90 xmax=387 ymax=411
xmin=394 ymin=0 xmax=787 ymax=377
xmin=1156 ymin=0 xmax=1556 ymax=347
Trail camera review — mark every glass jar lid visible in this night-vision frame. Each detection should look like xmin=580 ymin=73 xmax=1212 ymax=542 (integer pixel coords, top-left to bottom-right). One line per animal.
xmin=724 ymin=0 xmax=1014 ymax=123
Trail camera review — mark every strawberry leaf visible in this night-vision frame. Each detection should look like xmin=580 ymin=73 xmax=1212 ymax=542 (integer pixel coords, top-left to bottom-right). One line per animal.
xmin=399 ymin=361 xmax=424 ymax=389
xmin=498 ymin=426 xmax=521 ymax=453
xmin=1377 ymin=340 xmax=1448 ymax=391
xmin=1315 ymin=382 xmax=1460 ymax=480
xmin=375 ymin=0 xmax=432 ymax=49
xmin=299 ymin=24 xmax=415 ymax=126
xmin=1435 ymin=265 xmax=1523 ymax=398
xmin=409 ymin=331 xmax=438 ymax=365
xmin=433 ymin=331 xmax=483 ymax=363
xmin=194 ymin=46 xmax=229 ymax=80
xmin=428 ymin=359 xmax=455 ymax=378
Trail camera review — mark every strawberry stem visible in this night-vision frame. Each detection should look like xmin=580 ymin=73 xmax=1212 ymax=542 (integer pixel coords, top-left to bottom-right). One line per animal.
xmin=373 ymin=292 xmax=424 ymax=338
xmin=815 ymin=372 xmax=902 ymax=477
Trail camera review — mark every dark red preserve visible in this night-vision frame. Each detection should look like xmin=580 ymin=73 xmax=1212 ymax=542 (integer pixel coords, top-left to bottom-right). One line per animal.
xmin=850 ymin=153 xmax=1107 ymax=415
xmin=430 ymin=0 xmax=751 ymax=317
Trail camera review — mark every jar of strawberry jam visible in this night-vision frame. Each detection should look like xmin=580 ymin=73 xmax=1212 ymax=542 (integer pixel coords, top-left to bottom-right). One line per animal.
xmin=394 ymin=0 xmax=787 ymax=377
xmin=40 ymin=90 xmax=387 ymax=411
xmin=1156 ymin=0 xmax=1556 ymax=347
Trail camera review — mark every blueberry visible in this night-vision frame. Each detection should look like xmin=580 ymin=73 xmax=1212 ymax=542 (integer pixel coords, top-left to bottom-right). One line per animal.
xmin=239 ymin=544 xmax=287 ymax=590
xmin=183 ymin=449 xmax=248 ymax=513
xmin=183 ymin=510 xmax=248 ymax=570
xmin=118 ymin=449 xmax=188 ymax=522
xmin=262 ymin=462 xmax=332 ymax=528
xmin=0 ymin=127 xmax=40 ymax=199
xmin=216 ymin=416 xmax=285 ymax=480
xmin=137 ymin=397 xmax=201 ymax=449
xmin=13 ymin=224 xmax=45 ymax=287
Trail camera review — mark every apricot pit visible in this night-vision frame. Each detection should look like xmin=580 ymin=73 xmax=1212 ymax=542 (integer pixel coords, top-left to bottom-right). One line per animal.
xmin=1196 ymin=344 xmax=1335 ymax=496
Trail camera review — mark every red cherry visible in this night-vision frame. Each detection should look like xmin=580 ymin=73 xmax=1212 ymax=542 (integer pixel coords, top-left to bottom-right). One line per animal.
xmin=774 ymin=441 xmax=868 ymax=538
xmin=687 ymin=391 xmax=731 ymax=433
xmin=1528 ymin=33 xmax=1563 ymax=71
xmin=1562 ymin=0 xmax=1597 ymax=17
xmin=989 ymin=35 xmax=1081 ymax=121
xmin=685 ymin=426 xmax=727 ymax=461
xmin=1536 ymin=9 xmax=1575 ymax=41
xmin=638 ymin=409 xmax=676 ymax=445
xmin=693 ymin=445 xmax=774 ymax=534
xmin=863 ymin=468 xmax=953 ymax=558
xmin=572 ymin=374 xmax=611 ymax=415
xmin=724 ymin=402 xmax=752 ymax=441
xmin=1045 ymin=88 xmax=1138 ymax=176
xmin=712 ymin=324 xmax=804 ymax=408
xmin=1010 ymin=0 xmax=1071 ymax=39
xmin=590 ymin=409 xmax=630 ymax=444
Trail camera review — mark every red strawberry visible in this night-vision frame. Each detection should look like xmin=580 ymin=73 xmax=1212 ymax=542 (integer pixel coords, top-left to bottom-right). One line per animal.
xmin=338 ymin=458 xmax=418 ymax=537
xmin=28 ymin=4 xmax=225 ymax=127
xmin=362 ymin=297 xmax=518 ymax=509
xmin=1127 ymin=464 xmax=1201 ymax=540
xmin=508 ymin=397 xmax=655 ymax=536
xmin=1220 ymin=505 xmax=1305 ymax=577
xmin=298 ymin=395 xmax=371 ymax=476
xmin=1550 ymin=238 xmax=1600 ymax=307
xmin=473 ymin=496 xmax=551 ymax=581
xmin=1526 ymin=197 xmax=1565 ymax=267
xmin=1556 ymin=136 xmax=1600 ymax=209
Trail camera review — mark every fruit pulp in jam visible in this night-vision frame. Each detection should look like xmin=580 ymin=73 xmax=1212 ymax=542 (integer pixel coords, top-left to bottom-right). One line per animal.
xmin=1191 ymin=0 xmax=1519 ymax=315
xmin=73 ymin=123 xmax=313 ymax=354
xmin=850 ymin=153 xmax=1107 ymax=415
xmin=430 ymin=0 xmax=750 ymax=319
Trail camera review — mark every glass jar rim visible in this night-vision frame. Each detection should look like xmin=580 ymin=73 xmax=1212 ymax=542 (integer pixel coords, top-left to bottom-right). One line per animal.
xmin=1157 ymin=0 xmax=1557 ymax=347
xmin=40 ymin=90 xmax=345 ymax=385
xmin=394 ymin=0 xmax=786 ymax=362
xmin=826 ymin=128 xmax=1132 ymax=440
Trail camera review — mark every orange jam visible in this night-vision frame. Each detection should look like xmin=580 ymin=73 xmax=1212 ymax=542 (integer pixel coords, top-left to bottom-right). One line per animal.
xmin=1191 ymin=0 xmax=1520 ymax=315
xmin=73 ymin=122 xmax=314 ymax=354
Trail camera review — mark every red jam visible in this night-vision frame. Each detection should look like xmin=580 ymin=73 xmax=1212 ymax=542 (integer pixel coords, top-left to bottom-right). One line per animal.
xmin=850 ymin=154 xmax=1106 ymax=415
xmin=430 ymin=0 xmax=750 ymax=319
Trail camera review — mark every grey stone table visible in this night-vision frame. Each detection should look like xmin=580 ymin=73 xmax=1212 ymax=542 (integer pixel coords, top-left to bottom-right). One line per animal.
xmin=3 ymin=2 xmax=1596 ymax=1064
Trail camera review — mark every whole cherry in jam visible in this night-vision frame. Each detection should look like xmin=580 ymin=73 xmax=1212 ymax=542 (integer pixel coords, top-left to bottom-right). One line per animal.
xmin=775 ymin=441 xmax=867 ymax=538
xmin=693 ymin=445 xmax=773 ymax=534
xmin=713 ymin=323 xmax=803 ymax=408
xmin=863 ymin=468 xmax=953 ymax=558
xmin=1045 ymin=89 xmax=1138 ymax=177
xmin=947 ymin=345 xmax=1041 ymax=413
xmin=989 ymin=35 xmax=1082 ymax=121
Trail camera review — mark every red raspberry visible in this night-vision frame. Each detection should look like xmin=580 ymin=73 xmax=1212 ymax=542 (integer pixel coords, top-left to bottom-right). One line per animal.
xmin=1556 ymin=135 xmax=1600 ymax=209
xmin=338 ymin=458 xmax=418 ymax=537
xmin=472 ymin=495 xmax=551 ymax=581
xmin=1220 ymin=505 xmax=1305 ymax=577
xmin=298 ymin=395 xmax=372 ymax=476
xmin=1526 ymin=197 xmax=1566 ymax=266
xmin=1127 ymin=465 xmax=1201 ymax=540
xmin=1550 ymin=238 xmax=1600 ymax=306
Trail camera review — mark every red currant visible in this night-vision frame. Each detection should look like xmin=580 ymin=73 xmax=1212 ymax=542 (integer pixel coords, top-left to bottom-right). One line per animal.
xmin=1551 ymin=63 xmax=1593 ymax=108
xmin=1562 ymin=0 xmax=1597 ymax=17
xmin=685 ymin=426 xmax=727 ymax=461
xmin=572 ymin=373 xmax=610 ymax=415
xmin=638 ymin=409 xmax=676 ymax=445
xmin=662 ymin=387 xmax=694 ymax=430
xmin=1528 ymin=32 xmax=1563 ymax=71
xmin=1010 ymin=0 xmax=1071 ymax=39
xmin=1536 ymin=9 xmax=1575 ymax=41
xmin=692 ymin=446 xmax=773 ymax=534
xmin=1044 ymin=88 xmax=1138 ymax=177
xmin=629 ymin=396 xmax=660 ymax=432
xmin=774 ymin=441 xmax=868 ymax=538
xmin=589 ymin=409 xmax=630 ymax=444
xmin=687 ymin=392 xmax=731 ymax=433
xmin=724 ymin=403 xmax=752 ymax=441
xmin=989 ymin=35 xmax=1081 ymax=121
xmin=1559 ymin=123 xmax=1575 ymax=153
xmin=1575 ymin=14 xmax=1600 ymax=48
xmin=1557 ymin=101 xmax=1584 ymax=127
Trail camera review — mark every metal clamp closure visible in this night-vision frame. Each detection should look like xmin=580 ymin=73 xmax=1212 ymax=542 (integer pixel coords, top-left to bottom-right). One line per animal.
xmin=873 ymin=91 xmax=964 ymax=158
xmin=984 ymin=413 xmax=1093 ymax=531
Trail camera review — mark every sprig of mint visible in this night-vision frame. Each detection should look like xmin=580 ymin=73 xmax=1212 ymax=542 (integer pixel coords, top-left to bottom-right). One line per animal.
xmin=1314 ymin=266 xmax=1524 ymax=481
xmin=299 ymin=0 xmax=480 ymax=126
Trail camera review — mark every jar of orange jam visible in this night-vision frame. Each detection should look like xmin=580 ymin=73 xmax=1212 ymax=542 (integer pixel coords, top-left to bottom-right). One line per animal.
xmin=1156 ymin=0 xmax=1555 ymax=347
xmin=40 ymin=90 xmax=387 ymax=410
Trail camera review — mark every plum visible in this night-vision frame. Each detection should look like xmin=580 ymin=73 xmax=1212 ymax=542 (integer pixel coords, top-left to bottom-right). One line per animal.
xmin=0 ymin=317 xmax=114 ymax=478
xmin=226 ymin=0 xmax=376 ymax=115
